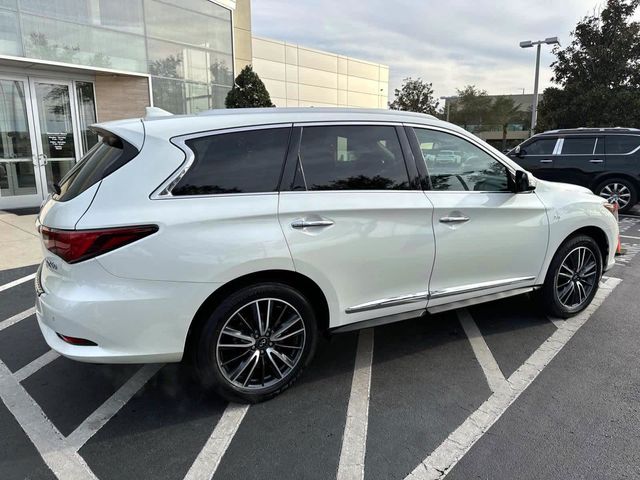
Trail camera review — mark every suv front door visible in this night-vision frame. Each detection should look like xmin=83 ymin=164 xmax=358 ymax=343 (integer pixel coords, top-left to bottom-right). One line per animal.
xmin=510 ymin=136 xmax=558 ymax=180
xmin=278 ymin=124 xmax=435 ymax=329
xmin=408 ymin=126 xmax=549 ymax=311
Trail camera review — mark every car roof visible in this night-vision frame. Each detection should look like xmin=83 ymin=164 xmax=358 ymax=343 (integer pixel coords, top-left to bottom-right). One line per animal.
xmin=95 ymin=107 xmax=460 ymax=140
xmin=539 ymin=127 xmax=640 ymax=136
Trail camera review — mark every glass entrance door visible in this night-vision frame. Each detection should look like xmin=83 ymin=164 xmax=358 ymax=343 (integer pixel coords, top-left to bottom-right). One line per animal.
xmin=0 ymin=75 xmax=44 ymax=209
xmin=30 ymin=78 xmax=81 ymax=196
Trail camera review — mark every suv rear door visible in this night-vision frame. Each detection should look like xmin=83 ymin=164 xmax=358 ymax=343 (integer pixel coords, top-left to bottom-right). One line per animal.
xmin=278 ymin=124 xmax=435 ymax=329
xmin=552 ymin=136 xmax=604 ymax=187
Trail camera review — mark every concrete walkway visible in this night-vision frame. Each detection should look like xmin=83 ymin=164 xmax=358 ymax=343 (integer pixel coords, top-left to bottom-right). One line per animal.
xmin=0 ymin=212 xmax=42 ymax=270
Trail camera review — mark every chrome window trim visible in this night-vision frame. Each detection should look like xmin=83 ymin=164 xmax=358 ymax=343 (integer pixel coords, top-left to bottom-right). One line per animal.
xmin=292 ymin=120 xmax=403 ymax=127
xmin=605 ymin=135 xmax=640 ymax=156
xmin=345 ymin=291 xmax=429 ymax=314
xmin=150 ymin=123 xmax=293 ymax=199
xmin=429 ymin=276 xmax=536 ymax=299
xmin=553 ymin=138 xmax=563 ymax=155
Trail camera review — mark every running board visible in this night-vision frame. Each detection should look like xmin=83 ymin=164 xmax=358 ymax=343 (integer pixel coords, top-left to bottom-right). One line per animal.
xmin=330 ymin=308 xmax=426 ymax=334
xmin=427 ymin=286 xmax=539 ymax=314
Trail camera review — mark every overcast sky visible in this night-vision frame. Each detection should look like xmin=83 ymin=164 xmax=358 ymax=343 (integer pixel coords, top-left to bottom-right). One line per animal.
xmin=251 ymin=1 xmax=631 ymax=102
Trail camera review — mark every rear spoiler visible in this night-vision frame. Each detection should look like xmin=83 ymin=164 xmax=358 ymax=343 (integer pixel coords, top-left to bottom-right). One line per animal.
xmin=90 ymin=118 xmax=145 ymax=150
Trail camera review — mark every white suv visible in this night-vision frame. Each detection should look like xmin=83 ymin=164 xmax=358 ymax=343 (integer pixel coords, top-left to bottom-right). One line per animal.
xmin=35 ymin=108 xmax=618 ymax=402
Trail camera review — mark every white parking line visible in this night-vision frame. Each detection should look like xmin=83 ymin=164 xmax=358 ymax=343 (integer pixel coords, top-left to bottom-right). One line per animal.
xmin=0 ymin=307 xmax=36 ymax=332
xmin=14 ymin=350 xmax=60 ymax=383
xmin=183 ymin=403 xmax=250 ymax=480
xmin=66 ymin=363 xmax=163 ymax=451
xmin=0 ymin=359 xmax=98 ymax=480
xmin=337 ymin=328 xmax=375 ymax=480
xmin=457 ymin=309 xmax=507 ymax=393
xmin=406 ymin=277 xmax=622 ymax=480
xmin=620 ymin=234 xmax=640 ymax=240
xmin=0 ymin=273 xmax=36 ymax=293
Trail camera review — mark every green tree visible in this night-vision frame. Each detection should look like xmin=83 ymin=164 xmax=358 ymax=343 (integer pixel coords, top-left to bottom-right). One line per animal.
xmin=225 ymin=65 xmax=274 ymax=108
xmin=389 ymin=77 xmax=439 ymax=114
xmin=537 ymin=0 xmax=640 ymax=131
xmin=489 ymin=97 xmax=524 ymax=150
xmin=448 ymin=85 xmax=492 ymax=130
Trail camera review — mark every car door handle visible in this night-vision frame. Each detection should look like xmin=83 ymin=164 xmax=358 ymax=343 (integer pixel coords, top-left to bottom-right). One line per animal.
xmin=291 ymin=219 xmax=334 ymax=229
xmin=539 ymin=159 xmax=553 ymax=163
xmin=439 ymin=216 xmax=470 ymax=224
xmin=589 ymin=159 xmax=604 ymax=164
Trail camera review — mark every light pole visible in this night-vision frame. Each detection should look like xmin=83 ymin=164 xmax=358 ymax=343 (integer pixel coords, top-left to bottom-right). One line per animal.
xmin=439 ymin=95 xmax=457 ymax=122
xmin=520 ymin=36 xmax=559 ymax=133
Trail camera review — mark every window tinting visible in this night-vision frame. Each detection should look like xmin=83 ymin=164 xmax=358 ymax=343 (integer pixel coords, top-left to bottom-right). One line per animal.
xmin=55 ymin=134 xmax=138 ymax=202
xmin=297 ymin=126 xmax=409 ymax=191
xmin=413 ymin=128 xmax=510 ymax=192
xmin=524 ymin=138 xmax=557 ymax=155
xmin=561 ymin=137 xmax=596 ymax=155
xmin=172 ymin=128 xmax=291 ymax=196
xmin=606 ymin=135 xmax=640 ymax=154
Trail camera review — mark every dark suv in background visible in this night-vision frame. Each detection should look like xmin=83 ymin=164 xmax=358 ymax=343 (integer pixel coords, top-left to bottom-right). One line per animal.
xmin=508 ymin=128 xmax=640 ymax=213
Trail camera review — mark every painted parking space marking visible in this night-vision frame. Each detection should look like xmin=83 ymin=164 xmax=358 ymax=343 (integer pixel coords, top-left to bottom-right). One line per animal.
xmin=0 ymin=307 xmax=35 ymax=332
xmin=66 ymin=364 xmax=163 ymax=451
xmin=457 ymin=309 xmax=507 ymax=393
xmin=0 ymin=359 xmax=98 ymax=480
xmin=184 ymin=403 xmax=250 ymax=480
xmin=0 ymin=272 xmax=35 ymax=293
xmin=14 ymin=350 xmax=60 ymax=382
xmin=337 ymin=328 xmax=374 ymax=480
xmin=405 ymin=277 xmax=621 ymax=480
xmin=620 ymin=234 xmax=640 ymax=240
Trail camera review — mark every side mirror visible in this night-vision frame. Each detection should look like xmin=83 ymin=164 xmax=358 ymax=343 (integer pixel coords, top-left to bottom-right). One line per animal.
xmin=514 ymin=170 xmax=534 ymax=193
xmin=514 ymin=145 xmax=526 ymax=158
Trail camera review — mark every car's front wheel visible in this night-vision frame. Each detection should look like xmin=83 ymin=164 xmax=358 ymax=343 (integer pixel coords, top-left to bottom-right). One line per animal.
xmin=595 ymin=178 xmax=637 ymax=214
xmin=194 ymin=283 xmax=318 ymax=403
xmin=541 ymin=235 xmax=603 ymax=318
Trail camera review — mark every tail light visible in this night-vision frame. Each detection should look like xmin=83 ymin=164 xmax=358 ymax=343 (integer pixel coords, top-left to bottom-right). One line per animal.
xmin=40 ymin=225 xmax=158 ymax=264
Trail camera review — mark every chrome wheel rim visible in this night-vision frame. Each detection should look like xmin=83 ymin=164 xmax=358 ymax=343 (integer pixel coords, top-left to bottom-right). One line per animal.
xmin=216 ymin=298 xmax=306 ymax=391
xmin=599 ymin=182 xmax=631 ymax=209
xmin=555 ymin=246 xmax=598 ymax=309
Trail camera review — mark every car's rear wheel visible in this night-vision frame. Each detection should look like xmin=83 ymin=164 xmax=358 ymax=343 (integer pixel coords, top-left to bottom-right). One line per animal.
xmin=541 ymin=235 xmax=603 ymax=318
xmin=595 ymin=178 xmax=637 ymax=213
xmin=194 ymin=283 xmax=318 ymax=403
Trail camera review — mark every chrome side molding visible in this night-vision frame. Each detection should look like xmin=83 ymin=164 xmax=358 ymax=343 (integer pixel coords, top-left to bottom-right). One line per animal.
xmin=345 ymin=291 xmax=429 ymax=314
xmin=429 ymin=276 xmax=536 ymax=299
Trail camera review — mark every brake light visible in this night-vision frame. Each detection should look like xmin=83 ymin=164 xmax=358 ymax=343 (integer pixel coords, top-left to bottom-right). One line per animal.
xmin=40 ymin=225 xmax=158 ymax=264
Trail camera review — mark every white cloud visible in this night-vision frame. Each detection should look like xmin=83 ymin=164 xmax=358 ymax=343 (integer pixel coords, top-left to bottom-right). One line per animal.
xmin=250 ymin=0 xmax=614 ymax=100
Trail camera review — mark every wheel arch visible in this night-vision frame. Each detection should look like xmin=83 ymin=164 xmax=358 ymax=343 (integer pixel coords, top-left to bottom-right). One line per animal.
xmin=590 ymin=172 xmax=640 ymax=193
xmin=559 ymin=225 xmax=609 ymax=267
xmin=183 ymin=269 xmax=330 ymax=358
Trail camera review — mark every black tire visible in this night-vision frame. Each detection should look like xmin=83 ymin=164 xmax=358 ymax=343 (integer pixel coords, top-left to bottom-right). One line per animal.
xmin=594 ymin=177 xmax=637 ymax=214
xmin=193 ymin=283 xmax=318 ymax=403
xmin=541 ymin=235 xmax=603 ymax=318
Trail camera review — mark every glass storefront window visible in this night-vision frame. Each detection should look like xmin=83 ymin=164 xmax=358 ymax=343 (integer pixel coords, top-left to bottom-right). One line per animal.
xmin=152 ymin=77 xmax=186 ymax=115
xmin=0 ymin=0 xmax=16 ymax=9
xmin=22 ymin=14 xmax=147 ymax=72
xmin=75 ymin=81 xmax=98 ymax=153
xmin=0 ymin=10 xmax=22 ymax=56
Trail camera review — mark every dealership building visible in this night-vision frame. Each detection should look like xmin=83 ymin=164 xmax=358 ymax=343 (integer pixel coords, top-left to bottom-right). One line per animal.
xmin=0 ymin=0 xmax=389 ymax=210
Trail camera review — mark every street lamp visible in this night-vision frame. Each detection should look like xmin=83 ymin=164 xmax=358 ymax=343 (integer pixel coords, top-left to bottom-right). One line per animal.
xmin=439 ymin=95 xmax=457 ymax=122
xmin=520 ymin=36 xmax=560 ymax=133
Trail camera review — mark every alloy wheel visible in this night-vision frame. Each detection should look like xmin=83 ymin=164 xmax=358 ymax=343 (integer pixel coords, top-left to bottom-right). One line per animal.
xmin=599 ymin=182 xmax=631 ymax=210
xmin=555 ymin=246 xmax=598 ymax=309
xmin=216 ymin=298 xmax=306 ymax=390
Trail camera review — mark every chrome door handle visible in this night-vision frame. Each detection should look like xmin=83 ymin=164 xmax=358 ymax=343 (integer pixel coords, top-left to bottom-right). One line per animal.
xmin=589 ymin=159 xmax=604 ymax=164
xmin=439 ymin=216 xmax=470 ymax=224
xmin=539 ymin=159 xmax=553 ymax=163
xmin=291 ymin=219 xmax=334 ymax=229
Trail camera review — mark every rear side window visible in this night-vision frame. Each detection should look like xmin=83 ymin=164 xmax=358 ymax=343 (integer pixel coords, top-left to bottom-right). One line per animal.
xmin=55 ymin=133 xmax=138 ymax=202
xmin=172 ymin=128 xmax=291 ymax=196
xmin=606 ymin=135 xmax=640 ymax=154
xmin=296 ymin=125 xmax=410 ymax=191
xmin=561 ymin=137 xmax=596 ymax=155
xmin=523 ymin=138 xmax=556 ymax=155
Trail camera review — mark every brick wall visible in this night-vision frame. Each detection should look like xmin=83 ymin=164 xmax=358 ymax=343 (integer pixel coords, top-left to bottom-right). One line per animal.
xmin=94 ymin=75 xmax=150 ymax=122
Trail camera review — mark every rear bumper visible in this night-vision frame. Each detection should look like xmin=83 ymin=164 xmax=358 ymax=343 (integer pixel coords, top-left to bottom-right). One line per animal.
xmin=35 ymin=258 xmax=218 ymax=364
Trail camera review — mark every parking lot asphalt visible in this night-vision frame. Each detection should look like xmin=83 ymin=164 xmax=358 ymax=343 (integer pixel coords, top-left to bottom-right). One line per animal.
xmin=1 ymin=217 xmax=639 ymax=480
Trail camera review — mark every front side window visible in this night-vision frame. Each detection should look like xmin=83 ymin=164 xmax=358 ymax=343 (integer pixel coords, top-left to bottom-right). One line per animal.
xmin=523 ymin=138 xmax=557 ymax=155
xmin=413 ymin=128 xmax=510 ymax=192
xmin=297 ymin=125 xmax=410 ymax=191
xmin=172 ymin=128 xmax=291 ymax=196
xmin=561 ymin=137 xmax=597 ymax=155
xmin=606 ymin=135 xmax=640 ymax=155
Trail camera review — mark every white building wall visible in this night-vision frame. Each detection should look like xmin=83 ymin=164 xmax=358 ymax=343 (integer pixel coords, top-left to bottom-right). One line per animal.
xmin=251 ymin=36 xmax=389 ymax=109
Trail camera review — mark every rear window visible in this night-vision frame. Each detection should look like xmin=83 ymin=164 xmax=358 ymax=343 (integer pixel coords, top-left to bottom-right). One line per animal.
xmin=54 ymin=133 xmax=138 ymax=202
xmin=561 ymin=137 xmax=597 ymax=155
xmin=606 ymin=135 xmax=640 ymax=155
xmin=172 ymin=127 xmax=291 ymax=196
